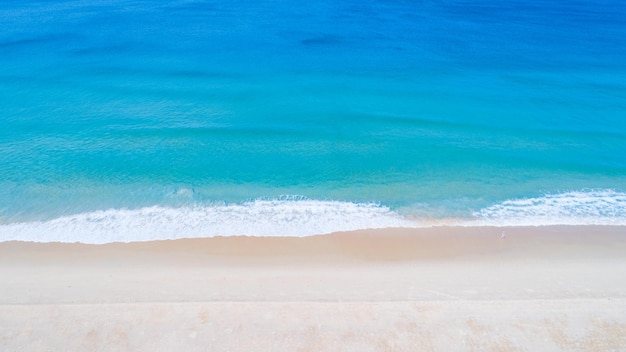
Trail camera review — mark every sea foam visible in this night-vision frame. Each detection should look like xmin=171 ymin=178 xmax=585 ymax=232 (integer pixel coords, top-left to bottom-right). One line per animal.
xmin=1 ymin=190 xmax=624 ymax=243
xmin=0 ymin=199 xmax=415 ymax=243
xmin=473 ymin=190 xmax=626 ymax=226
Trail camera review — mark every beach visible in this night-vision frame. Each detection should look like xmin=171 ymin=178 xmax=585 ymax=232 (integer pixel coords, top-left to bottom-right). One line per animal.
xmin=2 ymin=0 xmax=626 ymax=350
xmin=2 ymin=225 xmax=625 ymax=351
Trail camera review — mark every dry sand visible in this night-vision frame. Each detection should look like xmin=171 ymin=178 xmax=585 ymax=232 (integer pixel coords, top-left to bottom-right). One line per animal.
xmin=1 ymin=226 xmax=625 ymax=351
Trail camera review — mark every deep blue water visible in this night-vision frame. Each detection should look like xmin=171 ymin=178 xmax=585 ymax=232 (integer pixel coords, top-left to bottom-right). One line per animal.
xmin=1 ymin=0 xmax=626 ymax=242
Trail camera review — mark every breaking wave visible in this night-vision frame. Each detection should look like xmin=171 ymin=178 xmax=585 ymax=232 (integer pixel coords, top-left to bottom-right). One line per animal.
xmin=1 ymin=190 xmax=624 ymax=243
xmin=473 ymin=189 xmax=626 ymax=226
xmin=0 ymin=199 xmax=415 ymax=243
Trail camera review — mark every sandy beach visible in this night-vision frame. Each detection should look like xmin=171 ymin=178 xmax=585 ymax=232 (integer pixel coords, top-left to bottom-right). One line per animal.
xmin=1 ymin=226 xmax=626 ymax=351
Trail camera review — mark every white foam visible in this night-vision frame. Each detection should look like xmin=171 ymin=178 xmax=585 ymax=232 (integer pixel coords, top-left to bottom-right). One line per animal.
xmin=2 ymin=190 xmax=625 ymax=243
xmin=472 ymin=189 xmax=626 ymax=226
xmin=0 ymin=199 xmax=416 ymax=243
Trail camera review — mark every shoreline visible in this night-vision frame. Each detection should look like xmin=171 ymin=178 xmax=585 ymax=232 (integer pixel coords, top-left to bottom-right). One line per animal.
xmin=2 ymin=189 xmax=625 ymax=243
xmin=2 ymin=225 xmax=626 ymax=350
xmin=2 ymin=224 xmax=624 ymax=260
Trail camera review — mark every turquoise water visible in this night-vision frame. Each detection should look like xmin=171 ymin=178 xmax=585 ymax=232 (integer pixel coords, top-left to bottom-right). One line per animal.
xmin=1 ymin=0 xmax=626 ymax=242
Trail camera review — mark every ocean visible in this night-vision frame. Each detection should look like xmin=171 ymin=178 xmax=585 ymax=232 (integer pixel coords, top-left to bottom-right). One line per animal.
xmin=1 ymin=0 xmax=625 ymax=243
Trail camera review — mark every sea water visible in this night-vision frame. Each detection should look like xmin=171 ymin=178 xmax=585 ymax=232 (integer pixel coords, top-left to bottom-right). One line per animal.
xmin=1 ymin=0 xmax=625 ymax=243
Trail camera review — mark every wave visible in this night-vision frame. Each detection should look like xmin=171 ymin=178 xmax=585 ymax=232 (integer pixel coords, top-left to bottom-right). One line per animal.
xmin=472 ymin=189 xmax=626 ymax=226
xmin=1 ymin=190 xmax=625 ymax=243
xmin=0 ymin=199 xmax=415 ymax=244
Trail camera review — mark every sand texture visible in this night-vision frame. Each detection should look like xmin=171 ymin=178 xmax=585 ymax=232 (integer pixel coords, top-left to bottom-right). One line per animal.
xmin=1 ymin=226 xmax=626 ymax=351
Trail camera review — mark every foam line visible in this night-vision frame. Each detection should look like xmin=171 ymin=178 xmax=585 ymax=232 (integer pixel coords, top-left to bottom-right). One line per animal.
xmin=2 ymin=190 xmax=625 ymax=243
xmin=0 ymin=200 xmax=415 ymax=243
xmin=473 ymin=189 xmax=626 ymax=226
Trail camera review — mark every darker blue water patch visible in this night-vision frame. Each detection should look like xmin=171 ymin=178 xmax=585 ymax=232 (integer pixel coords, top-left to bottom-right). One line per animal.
xmin=0 ymin=35 xmax=58 ymax=49
xmin=300 ymin=35 xmax=344 ymax=47
xmin=428 ymin=0 xmax=626 ymax=68
xmin=0 ymin=33 xmax=80 ymax=51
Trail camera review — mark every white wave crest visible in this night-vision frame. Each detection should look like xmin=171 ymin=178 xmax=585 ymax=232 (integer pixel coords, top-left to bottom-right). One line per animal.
xmin=473 ymin=189 xmax=626 ymax=226
xmin=3 ymin=190 xmax=624 ymax=243
xmin=0 ymin=199 xmax=416 ymax=243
